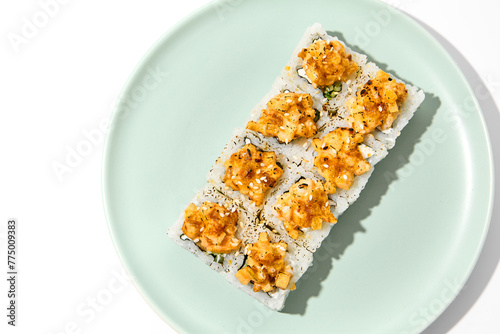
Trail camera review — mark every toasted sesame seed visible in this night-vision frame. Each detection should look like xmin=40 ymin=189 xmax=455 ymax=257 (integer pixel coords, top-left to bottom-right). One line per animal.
xmin=193 ymin=238 xmax=199 ymax=243
xmin=256 ymin=169 xmax=261 ymax=174
xmin=286 ymin=99 xmax=292 ymax=103
xmin=245 ymin=138 xmax=251 ymax=144
xmin=280 ymin=126 xmax=285 ymax=130
xmin=343 ymin=175 xmax=348 ymax=180
xmin=309 ymin=195 xmax=313 ymax=201
xmin=323 ymin=164 xmax=329 ymax=168
xmin=298 ymin=96 xmax=303 ymax=102
xmin=378 ymin=106 xmax=383 ymax=111
xmin=220 ymin=212 xmax=224 ymax=217
xmin=284 ymin=113 xmax=289 ymax=116
xmin=261 ymin=163 xmax=265 ymax=167
xmin=237 ymin=181 xmax=243 ymax=185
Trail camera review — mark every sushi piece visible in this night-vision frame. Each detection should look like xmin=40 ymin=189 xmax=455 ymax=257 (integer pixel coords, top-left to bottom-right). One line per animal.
xmin=207 ymin=128 xmax=297 ymax=214
xmin=311 ymin=128 xmax=372 ymax=194
xmin=223 ymin=228 xmax=313 ymax=311
xmin=258 ymin=166 xmax=338 ymax=253
xmin=273 ymin=178 xmax=337 ymax=240
xmin=246 ymin=77 xmax=320 ymax=145
xmin=281 ymin=23 xmax=370 ymax=129
xmin=168 ymin=184 xmax=252 ymax=272
xmin=247 ymin=91 xmax=318 ymax=144
xmin=245 ymin=76 xmax=323 ymax=171
xmin=341 ymin=68 xmax=425 ymax=149
xmin=222 ymin=143 xmax=283 ymax=206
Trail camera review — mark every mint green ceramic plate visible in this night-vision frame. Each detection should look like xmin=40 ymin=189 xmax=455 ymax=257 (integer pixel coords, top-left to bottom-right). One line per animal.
xmin=103 ymin=0 xmax=493 ymax=333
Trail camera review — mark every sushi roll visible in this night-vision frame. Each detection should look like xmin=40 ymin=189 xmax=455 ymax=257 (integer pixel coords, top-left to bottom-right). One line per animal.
xmin=168 ymin=23 xmax=425 ymax=311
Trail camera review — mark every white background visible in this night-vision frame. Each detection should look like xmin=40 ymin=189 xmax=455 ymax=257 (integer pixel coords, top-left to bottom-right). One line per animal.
xmin=1 ymin=0 xmax=499 ymax=333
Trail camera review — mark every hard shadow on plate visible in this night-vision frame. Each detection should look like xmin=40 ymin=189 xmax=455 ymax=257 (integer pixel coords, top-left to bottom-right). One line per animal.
xmin=282 ymin=37 xmax=441 ymax=314
xmin=328 ymin=30 xmax=417 ymax=88
xmin=395 ymin=15 xmax=500 ymax=334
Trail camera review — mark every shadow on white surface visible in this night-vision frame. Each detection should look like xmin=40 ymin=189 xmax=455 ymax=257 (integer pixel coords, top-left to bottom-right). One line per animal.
xmin=407 ymin=15 xmax=500 ymax=334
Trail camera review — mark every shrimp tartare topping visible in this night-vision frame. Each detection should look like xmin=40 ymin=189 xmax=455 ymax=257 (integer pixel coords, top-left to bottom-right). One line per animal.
xmin=346 ymin=70 xmax=408 ymax=134
xmin=312 ymin=128 xmax=371 ymax=194
xmin=182 ymin=201 xmax=241 ymax=254
xmin=298 ymin=39 xmax=358 ymax=88
xmin=235 ymin=232 xmax=294 ymax=292
xmin=223 ymin=144 xmax=283 ymax=206
xmin=247 ymin=92 xmax=317 ymax=143
xmin=274 ymin=178 xmax=337 ymax=240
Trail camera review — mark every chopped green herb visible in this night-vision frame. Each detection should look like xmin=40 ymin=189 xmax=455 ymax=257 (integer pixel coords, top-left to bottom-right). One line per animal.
xmin=314 ymin=109 xmax=320 ymax=122
xmin=333 ymin=81 xmax=342 ymax=92
xmin=323 ymin=81 xmax=342 ymax=100
xmin=210 ymin=253 xmax=224 ymax=264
